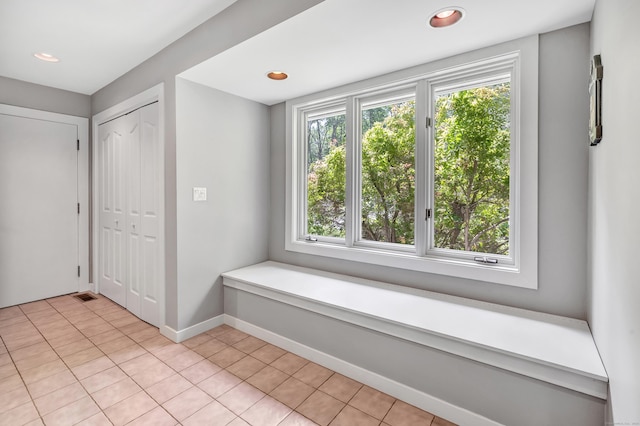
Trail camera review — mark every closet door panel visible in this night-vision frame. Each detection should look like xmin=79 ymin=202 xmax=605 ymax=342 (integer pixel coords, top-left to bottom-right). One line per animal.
xmin=126 ymin=111 xmax=142 ymax=318
xmin=140 ymin=102 xmax=160 ymax=326
xmin=98 ymin=119 xmax=127 ymax=306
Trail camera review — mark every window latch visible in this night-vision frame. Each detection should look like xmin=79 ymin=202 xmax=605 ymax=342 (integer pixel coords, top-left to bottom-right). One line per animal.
xmin=474 ymin=256 xmax=498 ymax=265
xmin=305 ymin=236 xmax=318 ymax=242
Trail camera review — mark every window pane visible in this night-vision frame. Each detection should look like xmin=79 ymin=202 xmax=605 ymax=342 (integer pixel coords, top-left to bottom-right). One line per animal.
xmin=306 ymin=112 xmax=347 ymax=237
xmin=433 ymin=82 xmax=511 ymax=255
xmin=361 ymin=99 xmax=415 ymax=245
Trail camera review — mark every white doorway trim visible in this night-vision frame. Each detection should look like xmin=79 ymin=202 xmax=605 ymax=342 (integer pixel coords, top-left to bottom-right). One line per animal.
xmin=0 ymin=103 xmax=89 ymax=294
xmin=91 ymin=83 xmax=165 ymax=328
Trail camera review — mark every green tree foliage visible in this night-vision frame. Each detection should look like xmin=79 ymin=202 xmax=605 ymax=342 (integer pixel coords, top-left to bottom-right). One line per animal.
xmin=362 ymin=105 xmax=391 ymax=134
xmin=307 ymin=115 xmax=346 ymax=164
xmin=434 ymin=84 xmax=511 ymax=255
xmin=306 ymin=84 xmax=510 ymax=255
xmin=360 ymin=102 xmax=415 ymax=244
xmin=307 ymin=114 xmax=347 ymax=237
xmin=306 ymin=103 xmax=415 ymax=243
xmin=307 ymin=143 xmax=347 ymax=237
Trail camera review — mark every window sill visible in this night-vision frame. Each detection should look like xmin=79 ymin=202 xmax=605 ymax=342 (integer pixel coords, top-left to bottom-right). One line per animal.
xmin=285 ymin=239 xmax=537 ymax=289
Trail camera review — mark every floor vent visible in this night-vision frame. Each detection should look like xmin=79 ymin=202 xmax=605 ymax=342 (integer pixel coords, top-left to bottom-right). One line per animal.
xmin=74 ymin=293 xmax=97 ymax=302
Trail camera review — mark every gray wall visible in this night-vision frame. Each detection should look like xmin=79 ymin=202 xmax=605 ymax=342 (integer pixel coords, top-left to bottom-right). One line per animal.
xmin=589 ymin=0 xmax=640 ymax=423
xmin=269 ymin=24 xmax=591 ymax=319
xmin=0 ymin=76 xmax=90 ymax=118
xmin=90 ymin=0 xmax=324 ymax=330
xmin=175 ymin=78 xmax=270 ymax=330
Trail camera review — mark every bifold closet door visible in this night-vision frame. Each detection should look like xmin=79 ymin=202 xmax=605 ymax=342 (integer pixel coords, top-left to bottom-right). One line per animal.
xmin=98 ymin=102 xmax=160 ymax=326
xmin=0 ymin=113 xmax=79 ymax=307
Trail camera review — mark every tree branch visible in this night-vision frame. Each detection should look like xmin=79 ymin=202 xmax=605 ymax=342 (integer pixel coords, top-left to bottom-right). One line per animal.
xmin=469 ymin=217 xmax=510 ymax=248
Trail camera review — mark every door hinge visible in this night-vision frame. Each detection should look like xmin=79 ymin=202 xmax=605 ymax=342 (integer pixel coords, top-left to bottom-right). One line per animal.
xmin=77 ymin=203 xmax=80 ymax=214
xmin=77 ymin=266 xmax=80 ymax=277
xmin=77 ymin=139 xmax=80 ymax=150
xmin=426 ymin=117 xmax=432 ymax=128
xmin=426 ymin=208 xmax=432 ymax=220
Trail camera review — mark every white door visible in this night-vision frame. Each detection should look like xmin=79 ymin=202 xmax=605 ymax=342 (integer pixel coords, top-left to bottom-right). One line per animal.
xmin=98 ymin=117 xmax=127 ymax=306
xmin=136 ymin=103 xmax=161 ymax=326
xmin=97 ymin=102 xmax=161 ymax=326
xmin=125 ymin=111 xmax=141 ymax=318
xmin=0 ymin=113 xmax=78 ymax=307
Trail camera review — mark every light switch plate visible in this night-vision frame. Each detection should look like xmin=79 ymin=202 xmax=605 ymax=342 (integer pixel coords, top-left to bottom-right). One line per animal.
xmin=193 ymin=187 xmax=207 ymax=201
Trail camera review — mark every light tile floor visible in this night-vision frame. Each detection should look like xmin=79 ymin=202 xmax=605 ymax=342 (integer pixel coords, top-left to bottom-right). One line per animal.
xmin=0 ymin=293 xmax=457 ymax=426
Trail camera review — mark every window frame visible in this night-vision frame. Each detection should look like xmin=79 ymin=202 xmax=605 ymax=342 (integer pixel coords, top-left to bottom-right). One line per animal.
xmin=426 ymin=67 xmax=515 ymax=266
xmin=354 ymin=86 xmax=417 ymax=252
xmin=285 ymin=36 xmax=538 ymax=289
xmin=300 ymin=101 xmax=347 ymax=244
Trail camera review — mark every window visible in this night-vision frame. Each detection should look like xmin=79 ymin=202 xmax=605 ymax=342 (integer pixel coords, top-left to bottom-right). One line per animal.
xmin=286 ymin=38 xmax=538 ymax=289
xmin=305 ymin=105 xmax=347 ymax=239
xmin=358 ymin=91 xmax=416 ymax=248
xmin=430 ymin=75 xmax=513 ymax=264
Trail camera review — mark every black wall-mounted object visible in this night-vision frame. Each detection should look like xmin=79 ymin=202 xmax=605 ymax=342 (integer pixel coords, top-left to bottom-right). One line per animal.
xmin=589 ymin=54 xmax=603 ymax=146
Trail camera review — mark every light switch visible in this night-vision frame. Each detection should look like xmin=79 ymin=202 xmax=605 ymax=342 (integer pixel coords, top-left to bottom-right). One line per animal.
xmin=193 ymin=187 xmax=207 ymax=201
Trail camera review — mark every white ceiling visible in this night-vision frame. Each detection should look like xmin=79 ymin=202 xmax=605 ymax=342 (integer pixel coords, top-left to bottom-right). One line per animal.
xmin=0 ymin=0 xmax=594 ymax=101
xmin=180 ymin=0 xmax=595 ymax=105
xmin=0 ymin=0 xmax=236 ymax=95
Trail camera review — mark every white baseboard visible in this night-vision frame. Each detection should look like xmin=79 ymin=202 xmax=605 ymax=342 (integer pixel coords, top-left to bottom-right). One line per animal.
xmin=162 ymin=314 xmax=224 ymax=343
xmin=224 ymin=314 xmax=503 ymax=426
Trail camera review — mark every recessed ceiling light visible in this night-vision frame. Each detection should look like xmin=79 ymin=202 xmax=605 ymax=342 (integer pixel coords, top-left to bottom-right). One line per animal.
xmin=34 ymin=52 xmax=60 ymax=63
xmin=435 ymin=10 xmax=456 ymax=19
xmin=267 ymin=71 xmax=288 ymax=81
xmin=429 ymin=7 xmax=464 ymax=28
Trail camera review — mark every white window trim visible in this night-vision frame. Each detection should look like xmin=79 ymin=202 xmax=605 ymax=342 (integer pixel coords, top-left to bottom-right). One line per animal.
xmin=285 ymin=35 xmax=538 ymax=289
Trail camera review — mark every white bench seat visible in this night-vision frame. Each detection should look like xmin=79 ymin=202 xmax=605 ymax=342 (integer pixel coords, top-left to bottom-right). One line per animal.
xmin=222 ymin=261 xmax=607 ymax=400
